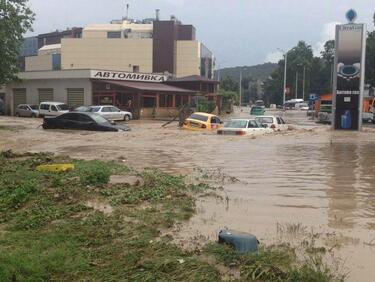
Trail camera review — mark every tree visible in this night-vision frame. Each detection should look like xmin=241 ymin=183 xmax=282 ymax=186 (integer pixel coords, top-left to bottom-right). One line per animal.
xmin=286 ymin=41 xmax=314 ymax=99
xmin=309 ymin=57 xmax=330 ymax=94
xmin=321 ymin=40 xmax=335 ymax=65
xmin=366 ymin=13 xmax=375 ymax=87
xmin=0 ymin=0 xmax=34 ymax=85
xmin=220 ymin=76 xmax=239 ymax=92
xmin=262 ymin=41 xmax=315 ymax=104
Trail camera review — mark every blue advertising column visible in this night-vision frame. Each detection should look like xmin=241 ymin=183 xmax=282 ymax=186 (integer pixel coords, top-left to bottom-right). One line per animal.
xmin=332 ymin=10 xmax=366 ymax=131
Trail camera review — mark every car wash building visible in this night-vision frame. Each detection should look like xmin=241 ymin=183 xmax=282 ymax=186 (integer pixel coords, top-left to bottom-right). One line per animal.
xmin=3 ymin=13 xmax=219 ymax=118
xmin=3 ymin=68 xmax=219 ymax=119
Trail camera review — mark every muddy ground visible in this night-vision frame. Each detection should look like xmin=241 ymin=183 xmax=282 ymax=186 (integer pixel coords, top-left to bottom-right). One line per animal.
xmin=1 ymin=109 xmax=375 ymax=281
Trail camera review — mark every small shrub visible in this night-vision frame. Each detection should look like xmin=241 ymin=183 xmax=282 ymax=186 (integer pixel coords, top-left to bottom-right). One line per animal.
xmin=196 ymin=100 xmax=216 ymax=113
xmin=79 ymin=162 xmax=111 ymax=185
xmin=2 ymin=181 xmax=36 ymax=209
xmin=51 ymin=175 xmax=64 ymax=187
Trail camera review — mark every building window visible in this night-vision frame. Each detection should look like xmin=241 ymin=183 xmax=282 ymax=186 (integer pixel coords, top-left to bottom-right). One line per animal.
xmin=52 ymin=54 xmax=61 ymax=70
xmin=142 ymin=96 xmax=156 ymax=108
xmin=159 ymin=94 xmax=173 ymax=107
xmin=133 ymin=65 xmax=139 ymax=73
xmin=107 ymin=31 xmax=121 ymax=38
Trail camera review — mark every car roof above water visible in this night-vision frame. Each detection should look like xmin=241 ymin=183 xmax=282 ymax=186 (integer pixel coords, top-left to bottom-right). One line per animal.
xmin=229 ymin=118 xmax=256 ymax=121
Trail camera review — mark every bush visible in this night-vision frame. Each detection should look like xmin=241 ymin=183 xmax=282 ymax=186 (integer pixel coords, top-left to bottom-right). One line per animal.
xmin=196 ymin=100 xmax=216 ymax=113
xmin=79 ymin=162 xmax=111 ymax=185
xmin=1 ymin=181 xmax=36 ymax=209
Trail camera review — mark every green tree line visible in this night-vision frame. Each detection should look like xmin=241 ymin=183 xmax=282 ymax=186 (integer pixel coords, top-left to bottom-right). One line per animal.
xmin=262 ymin=13 xmax=375 ymax=105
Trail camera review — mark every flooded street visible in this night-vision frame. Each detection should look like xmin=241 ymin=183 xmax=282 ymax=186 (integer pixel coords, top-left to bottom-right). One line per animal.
xmin=1 ymin=110 xmax=375 ymax=281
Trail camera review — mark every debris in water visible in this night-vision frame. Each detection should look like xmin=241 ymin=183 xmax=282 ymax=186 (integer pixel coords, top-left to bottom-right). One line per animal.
xmin=218 ymin=229 xmax=258 ymax=254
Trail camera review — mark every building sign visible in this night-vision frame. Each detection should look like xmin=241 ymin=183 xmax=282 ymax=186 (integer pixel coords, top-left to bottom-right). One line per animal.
xmin=90 ymin=70 xmax=168 ymax=83
xmin=333 ymin=12 xmax=366 ymax=130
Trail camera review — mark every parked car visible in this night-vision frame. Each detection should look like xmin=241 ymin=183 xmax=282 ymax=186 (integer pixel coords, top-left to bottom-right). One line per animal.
xmin=182 ymin=112 xmax=223 ymax=131
xmin=255 ymin=116 xmax=288 ymax=131
xmin=217 ymin=119 xmax=271 ymax=136
xmin=42 ymin=112 xmax=130 ymax=132
xmin=15 ymin=104 xmax=39 ymax=118
xmin=362 ymin=112 xmax=373 ymax=123
xmin=89 ymin=105 xmax=132 ymax=121
xmin=39 ymin=102 xmax=70 ymax=118
xmin=295 ymin=102 xmax=309 ymax=110
xmin=250 ymin=106 xmax=265 ymax=116
xmin=255 ymin=100 xmax=265 ymax=108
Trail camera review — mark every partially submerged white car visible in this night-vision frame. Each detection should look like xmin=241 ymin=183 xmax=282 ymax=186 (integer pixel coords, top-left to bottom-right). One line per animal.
xmin=217 ymin=119 xmax=272 ymax=136
xmin=255 ymin=116 xmax=288 ymax=131
xmin=89 ymin=106 xmax=132 ymax=121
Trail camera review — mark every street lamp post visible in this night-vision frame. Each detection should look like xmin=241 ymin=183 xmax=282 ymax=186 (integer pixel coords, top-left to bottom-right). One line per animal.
xmin=278 ymin=48 xmax=288 ymax=106
xmin=302 ymin=66 xmax=306 ymax=101
xmin=239 ymin=69 xmax=242 ymax=109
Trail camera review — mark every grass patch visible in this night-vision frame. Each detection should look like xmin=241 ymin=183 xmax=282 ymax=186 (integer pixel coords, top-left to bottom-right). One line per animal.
xmin=204 ymin=243 xmax=346 ymax=281
xmin=0 ymin=151 xmax=345 ymax=281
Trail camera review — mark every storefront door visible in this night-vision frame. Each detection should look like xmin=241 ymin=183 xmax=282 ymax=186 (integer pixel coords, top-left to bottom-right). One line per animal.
xmin=93 ymin=93 xmax=116 ymax=106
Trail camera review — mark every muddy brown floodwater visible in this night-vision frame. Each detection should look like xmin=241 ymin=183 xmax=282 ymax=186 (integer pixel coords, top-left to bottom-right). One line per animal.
xmin=1 ymin=110 xmax=375 ymax=281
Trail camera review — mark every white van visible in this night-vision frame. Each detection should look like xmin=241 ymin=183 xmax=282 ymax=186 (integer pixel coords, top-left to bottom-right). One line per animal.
xmin=39 ymin=102 xmax=70 ymax=117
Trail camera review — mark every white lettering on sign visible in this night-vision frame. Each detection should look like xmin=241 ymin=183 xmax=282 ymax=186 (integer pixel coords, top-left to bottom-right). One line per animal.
xmin=339 ymin=24 xmax=362 ymax=32
xmin=337 ymin=90 xmax=360 ymax=95
xmin=90 ymin=70 xmax=168 ymax=83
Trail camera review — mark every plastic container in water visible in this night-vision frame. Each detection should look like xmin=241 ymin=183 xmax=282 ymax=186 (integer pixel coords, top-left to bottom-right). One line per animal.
xmin=341 ymin=110 xmax=352 ymax=129
xmin=218 ymin=229 xmax=258 ymax=254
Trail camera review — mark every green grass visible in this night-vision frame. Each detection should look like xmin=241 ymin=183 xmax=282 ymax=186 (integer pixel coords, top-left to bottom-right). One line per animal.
xmin=0 ymin=151 xmax=346 ymax=281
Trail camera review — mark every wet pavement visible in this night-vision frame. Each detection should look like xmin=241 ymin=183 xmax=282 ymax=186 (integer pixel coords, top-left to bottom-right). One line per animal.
xmin=1 ymin=110 xmax=375 ymax=281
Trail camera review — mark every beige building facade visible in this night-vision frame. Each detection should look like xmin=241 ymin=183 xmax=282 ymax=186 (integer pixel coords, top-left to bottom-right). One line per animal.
xmin=23 ymin=19 xmax=214 ymax=79
xmin=61 ymin=38 xmax=153 ymax=72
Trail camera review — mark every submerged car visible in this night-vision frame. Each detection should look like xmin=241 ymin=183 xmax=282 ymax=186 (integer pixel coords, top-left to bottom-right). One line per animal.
xmin=217 ymin=119 xmax=271 ymax=136
xmin=255 ymin=116 xmax=288 ymax=131
xmin=182 ymin=112 xmax=223 ymax=131
xmin=42 ymin=112 xmax=130 ymax=132
xmin=89 ymin=106 xmax=132 ymax=121
xmin=250 ymin=106 xmax=265 ymax=116
xmin=15 ymin=104 xmax=39 ymax=118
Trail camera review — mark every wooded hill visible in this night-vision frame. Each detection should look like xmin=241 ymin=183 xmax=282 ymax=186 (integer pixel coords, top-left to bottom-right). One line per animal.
xmin=215 ymin=63 xmax=278 ymax=82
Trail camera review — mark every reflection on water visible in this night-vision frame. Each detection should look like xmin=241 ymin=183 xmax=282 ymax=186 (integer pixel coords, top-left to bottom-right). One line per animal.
xmin=325 ymin=142 xmax=375 ymax=230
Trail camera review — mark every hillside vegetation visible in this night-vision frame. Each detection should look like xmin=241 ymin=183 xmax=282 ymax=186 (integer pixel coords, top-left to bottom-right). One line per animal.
xmin=216 ymin=63 xmax=278 ymax=82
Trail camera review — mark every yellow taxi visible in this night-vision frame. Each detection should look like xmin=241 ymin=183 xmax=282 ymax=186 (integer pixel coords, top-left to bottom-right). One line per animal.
xmin=182 ymin=112 xmax=223 ymax=131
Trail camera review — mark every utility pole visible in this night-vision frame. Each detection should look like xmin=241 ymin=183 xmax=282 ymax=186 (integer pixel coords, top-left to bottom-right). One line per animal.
xmin=283 ymin=53 xmax=287 ymax=105
xmin=239 ymin=69 xmax=242 ymax=109
xmin=302 ymin=66 xmax=306 ymax=101
xmin=295 ymin=71 xmax=298 ymax=99
xmin=330 ymin=61 xmax=334 ymax=93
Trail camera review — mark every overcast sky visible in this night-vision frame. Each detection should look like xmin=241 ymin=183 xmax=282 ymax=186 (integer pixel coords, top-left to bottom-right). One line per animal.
xmin=27 ymin=0 xmax=374 ymax=67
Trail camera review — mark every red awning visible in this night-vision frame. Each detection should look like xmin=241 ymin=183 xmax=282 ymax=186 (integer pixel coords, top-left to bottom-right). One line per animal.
xmin=95 ymin=80 xmax=196 ymax=94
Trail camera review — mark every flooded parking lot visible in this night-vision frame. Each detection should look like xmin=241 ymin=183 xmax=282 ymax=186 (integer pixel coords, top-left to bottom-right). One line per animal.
xmin=1 ymin=110 xmax=375 ymax=281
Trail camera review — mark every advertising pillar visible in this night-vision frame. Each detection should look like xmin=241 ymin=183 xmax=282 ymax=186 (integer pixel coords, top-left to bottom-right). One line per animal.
xmin=333 ymin=11 xmax=366 ymax=130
